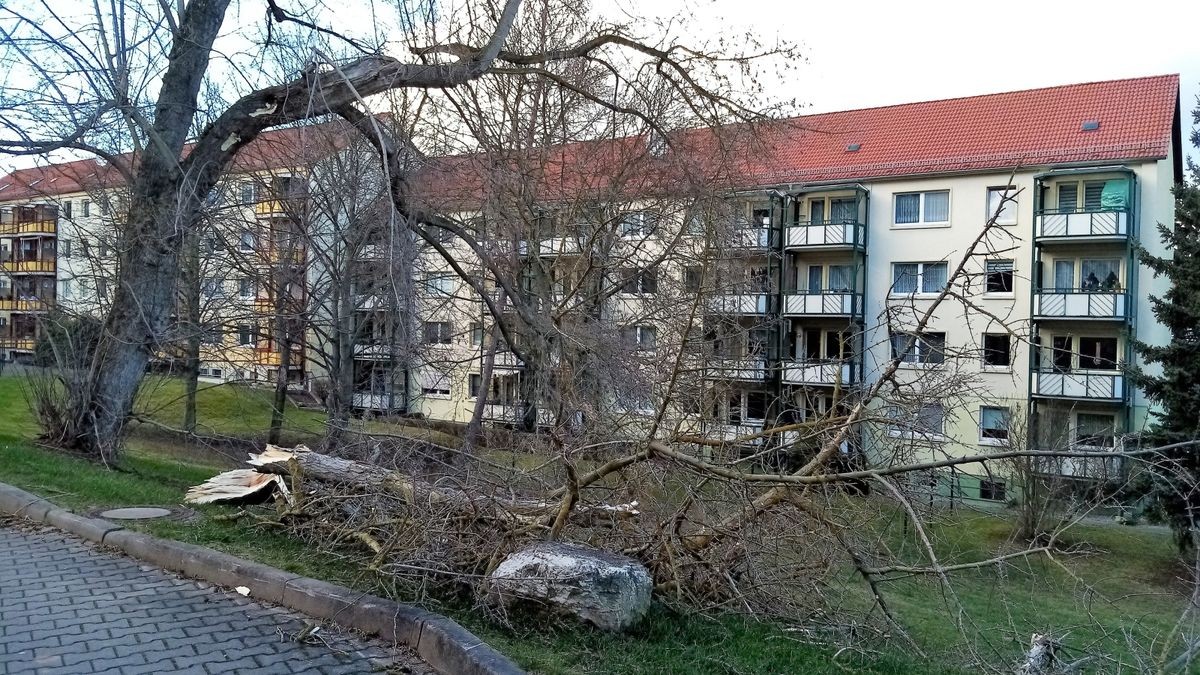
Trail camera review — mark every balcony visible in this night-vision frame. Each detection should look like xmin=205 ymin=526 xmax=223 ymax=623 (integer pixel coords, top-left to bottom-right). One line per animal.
xmin=700 ymin=421 xmax=766 ymax=445
xmin=782 ymin=291 xmax=860 ymax=317
xmin=482 ymin=402 xmax=575 ymax=428
xmin=0 ymin=337 xmax=37 ymax=351
xmin=487 ymin=350 xmax=524 ymax=372
xmin=254 ymin=199 xmax=295 ymax=217
xmin=707 ymin=358 xmax=768 ymax=381
xmin=0 ymin=220 xmax=56 ymax=236
xmin=1032 ymin=369 xmax=1124 ymax=401
xmin=707 ymin=293 xmax=769 ymax=315
xmin=519 ymin=236 xmax=584 ymax=257
xmin=254 ymin=345 xmax=304 ymax=367
xmin=784 ymin=220 xmax=865 ymax=250
xmin=1033 ymin=449 xmax=1124 ymax=480
xmin=352 ymin=392 xmax=402 ymax=411
xmin=1034 ymin=208 xmax=1128 ymax=241
xmin=782 ymin=359 xmax=855 ymax=386
xmin=354 ymin=344 xmax=397 ymax=360
xmin=0 ymin=297 xmax=52 ymax=312
xmin=0 ymin=259 xmax=55 ymax=274
xmin=728 ymin=227 xmax=771 ymax=249
xmin=1034 ymin=290 xmax=1127 ymax=320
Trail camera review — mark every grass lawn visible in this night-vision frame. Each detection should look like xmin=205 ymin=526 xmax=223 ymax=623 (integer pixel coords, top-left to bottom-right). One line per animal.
xmin=0 ymin=374 xmax=1191 ymax=673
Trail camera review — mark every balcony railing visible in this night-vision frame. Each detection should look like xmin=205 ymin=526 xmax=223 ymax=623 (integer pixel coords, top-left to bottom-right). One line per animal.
xmin=487 ymin=350 xmax=524 ymax=372
xmin=0 ymin=220 xmax=56 ymax=236
xmin=782 ymin=291 xmax=860 ymax=317
xmin=1035 ymin=208 xmax=1129 ymax=240
xmin=782 ymin=359 xmax=855 ymax=386
xmin=729 ymin=227 xmax=771 ymax=249
xmin=0 ymin=297 xmax=53 ymax=312
xmin=519 ymin=236 xmax=584 ymax=257
xmin=254 ymin=345 xmax=304 ymax=367
xmin=0 ymin=259 xmax=55 ymax=274
xmin=707 ymin=293 xmax=769 ymax=315
xmin=352 ymin=392 xmax=402 ymax=411
xmin=700 ymin=421 xmax=766 ymax=445
xmin=784 ymin=220 xmax=865 ymax=249
xmin=1032 ymin=369 xmax=1124 ymax=401
xmin=482 ymin=402 xmax=578 ymax=429
xmin=707 ymin=357 xmax=768 ymax=381
xmin=354 ymin=344 xmax=397 ymax=360
xmin=0 ymin=337 xmax=37 ymax=350
xmin=1034 ymin=289 xmax=1127 ymax=320
xmin=1033 ymin=448 xmax=1124 ymax=480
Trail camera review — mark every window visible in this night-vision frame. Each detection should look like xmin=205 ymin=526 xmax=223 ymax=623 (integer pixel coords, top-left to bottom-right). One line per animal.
xmin=683 ymin=267 xmax=702 ymax=293
xmin=1084 ymin=181 xmax=1105 ymax=210
xmin=1078 ymin=336 xmax=1118 ymax=369
xmin=979 ymin=480 xmax=1006 ymax=501
xmin=750 ymin=207 xmax=771 ymax=226
xmin=423 ymin=273 xmax=454 ymax=295
xmin=238 ymin=278 xmax=254 ymax=298
xmin=423 ymin=321 xmax=452 ymax=344
xmin=888 ymin=403 xmax=946 ymax=437
xmin=1051 ymin=335 xmax=1073 ymax=371
xmin=979 ymin=406 xmax=1010 ymax=443
xmin=468 ymin=374 xmax=482 ymax=399
xmin=60 ymin=239 xmax=71 ymax=258
xmin=747 ymin=328 xmax=769 ymax=357
xmin=201 ymin=278 xmax=222 ymax=298
xmin=237 ymin=324 xmax=253 ymax=346
xmin=1076 ymin=413 xmax=1116 ymax=448
xmin=619 ymin=211 xmax=658 ymax=236
xmin=1080 ymin=259 xmax=1121 ymax=292
xmin=986 ymin=187 xmax=1017 ymax=225
xmin=982 ymin=333 xmax=1012 ymax=368
xmin=894 ymin=190 xmax=950 ymax=226
xmin=807 ymin=200 xmax=824 ymax=223
xmin=830 ymin=198 xmax=856 ymax=223
xmin=82 ymin=200 xmax=91 ymax=217
xmin=745 ymin=392 xmax=768 ymax=420
xmin=621 ymin=325 xmax=657 ymax=351
xmin=96 ymin=278 xmax=108 ymax=299
xmin=1056 ymin=183 xmax=1078 ymax=212
xmin=470 ymin=322 xmax=483 ymax=346
xmin=985 ymin=260 xmax=1014 ymax=294
xmin=98 ymin=241 xmax=112 ymax=257
xmin=1053 ymin=259 xmax=1074 ymax=290
xmin=60 ymin=279 xmax=72 ymax=300
xmin=210 ymin=368 xmax=223 ymax=379
xmin=419 ymin=371 xmax=451 ymax=397
xmin=890 ymin=331 xmax=945 ymax=364
xmin=63 ymin=201 xmax=72 ymax=218
xmin=891 ymin=262 xmax=948 ymax=295
xmin=238 ymin=229 xmax=256 ymax=252
xmin=620 ymin=268 xmax=657 ymax=294
xmin=240 ymin=182 xmax=256 ymax=205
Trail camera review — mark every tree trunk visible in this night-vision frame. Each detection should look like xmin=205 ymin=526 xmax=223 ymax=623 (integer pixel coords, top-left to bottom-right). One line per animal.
xmin=181 ymin=230 xmax=202 ymax=435
xmin=268 ymin=294 xmax=291 ymax=445
xmin=465 ymin=289 xmax=507 ymax=452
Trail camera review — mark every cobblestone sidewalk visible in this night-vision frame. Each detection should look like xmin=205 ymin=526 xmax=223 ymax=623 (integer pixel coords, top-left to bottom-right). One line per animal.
xmin=0 ymin=525 xmax=432 ymax=674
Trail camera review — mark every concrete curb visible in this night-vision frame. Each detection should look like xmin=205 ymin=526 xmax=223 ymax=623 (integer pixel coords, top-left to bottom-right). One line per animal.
xmin=0 ymin=482 xmax=525 ymax=675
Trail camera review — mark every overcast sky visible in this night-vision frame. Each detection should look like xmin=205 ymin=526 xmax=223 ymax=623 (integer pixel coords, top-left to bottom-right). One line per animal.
xmin=609 ymin=0 xmax=1199 ymax=164
xmin=4 ymin=0 xmax=1198 ymax=172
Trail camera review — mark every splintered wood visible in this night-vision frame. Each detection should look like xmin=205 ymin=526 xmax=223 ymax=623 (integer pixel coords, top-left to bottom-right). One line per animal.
xmin=184 ymin=468 xmax=290 ymax=504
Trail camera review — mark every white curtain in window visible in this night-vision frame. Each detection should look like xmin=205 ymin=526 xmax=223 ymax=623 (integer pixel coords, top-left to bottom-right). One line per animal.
xmin=828 ymin=265 xmax=853 ymax=292
xmin=1054 ymin=260 xmax=1074 ymax=290
xmin=830 ymin=199 xmax=857 ymax=223
xmin=807 ymin=266 xmax=823 ymax=293
xmin=894 ymin=194 xmax=920 ymax=224
xmin=1081 ymin=259 xmax=1120 ymax=289
xmin=921 ymin=263 xmax=948 ymax=293
xmin=924 ymin=192 xmax=950 ymax=222
xmin=892 ymin=263 xmax=918 ymax=293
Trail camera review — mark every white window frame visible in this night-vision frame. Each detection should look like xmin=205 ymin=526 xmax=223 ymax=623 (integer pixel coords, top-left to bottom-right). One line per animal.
xmin=619 ymin=210 xmax=658 ymax=237
xmin=890 ymin=261 xmax=949 ymax=297
xmin=978 ymin=406 xmax=1010 ymax=446
xmin=621 ymin=324 xmax=657 ymax=352
xmin=423 ymin=273 xmax=455 ymax=295
xmin=986 ymin=186 xmax=1018 ymax=226
xmin=984 ymin=259 xmax=1015 ymax=296
xmin=886 ymin=403 xmax=946 ymax=440
xmin=981 ymin=332 xmax=1012 ymax=370
xmin=890 ymin=331 xmax=946 ymax=365
xmin=893 ymin=190 xmax=951 ymax=227
xmin=423 ymin=321 xmax=453 ymax=345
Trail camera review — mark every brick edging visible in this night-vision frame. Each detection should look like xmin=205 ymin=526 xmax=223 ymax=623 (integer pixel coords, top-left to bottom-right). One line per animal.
xmin=0 ymin=482 xmax=524 ymax=675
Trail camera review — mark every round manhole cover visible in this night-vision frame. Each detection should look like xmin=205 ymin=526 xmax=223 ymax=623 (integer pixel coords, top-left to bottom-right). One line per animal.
xmin=98 ymin=507 xmax=174 ymax=520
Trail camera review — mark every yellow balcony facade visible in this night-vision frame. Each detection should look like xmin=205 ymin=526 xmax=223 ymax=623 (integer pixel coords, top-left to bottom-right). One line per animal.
xmin=0 ymin=298 xmax=52 ymax=312
xmin=1 ymin=259 xmax=55 ymax=274
xmin=0 ymin=220 xmax=56 ymax=236
xmin=0 ymin=337 xmax=37 ymax=351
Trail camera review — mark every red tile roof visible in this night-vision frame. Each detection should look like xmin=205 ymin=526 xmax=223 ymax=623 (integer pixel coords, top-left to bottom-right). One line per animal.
xmin=0 ymin=75 xmax=1180 ymax=204
xmin=729 ymin=73 xmax=1180 ymax=185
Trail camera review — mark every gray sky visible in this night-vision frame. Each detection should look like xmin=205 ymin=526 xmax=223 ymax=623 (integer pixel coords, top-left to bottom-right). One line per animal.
xmin=5 ymin=0 xmax=1198 ymax=171
xmin=615 ymin=0 xmax=1199 ymax=164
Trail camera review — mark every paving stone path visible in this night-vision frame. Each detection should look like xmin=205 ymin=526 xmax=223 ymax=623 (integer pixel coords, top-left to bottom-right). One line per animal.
xmin=0 ymin=524 xmax=433 ymax=674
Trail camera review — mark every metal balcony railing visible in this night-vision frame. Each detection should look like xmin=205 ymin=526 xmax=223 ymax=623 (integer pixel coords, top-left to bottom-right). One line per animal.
xmin=0 ymin=220 xmax=56 ymax=236
xmin=782 ymin=290 xmax=860 ymax=316
xmin=706 ymin=357 xmax=768 ymax=381
xmin=781 ymin=359 xmax=855 ymax=386
xmin=1034 ymin=289 xmax=1127 ymax=319
xmin=1032 ymin=368 xmax=1124 ymax=401
xmin=1035 ymin=208 xmax=1129 ymax=239
xmin=783 ymin=219 xmax=865 ymax=249
xmin=707 ymin=293 xmax=769 ymax=315
xmin=0 ymin=297 xmax=52 ymax=312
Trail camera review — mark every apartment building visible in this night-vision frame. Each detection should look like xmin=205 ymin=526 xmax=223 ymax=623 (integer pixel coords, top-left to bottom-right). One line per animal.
xmin=0 ymin=75 xmax=1183 ymax=503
